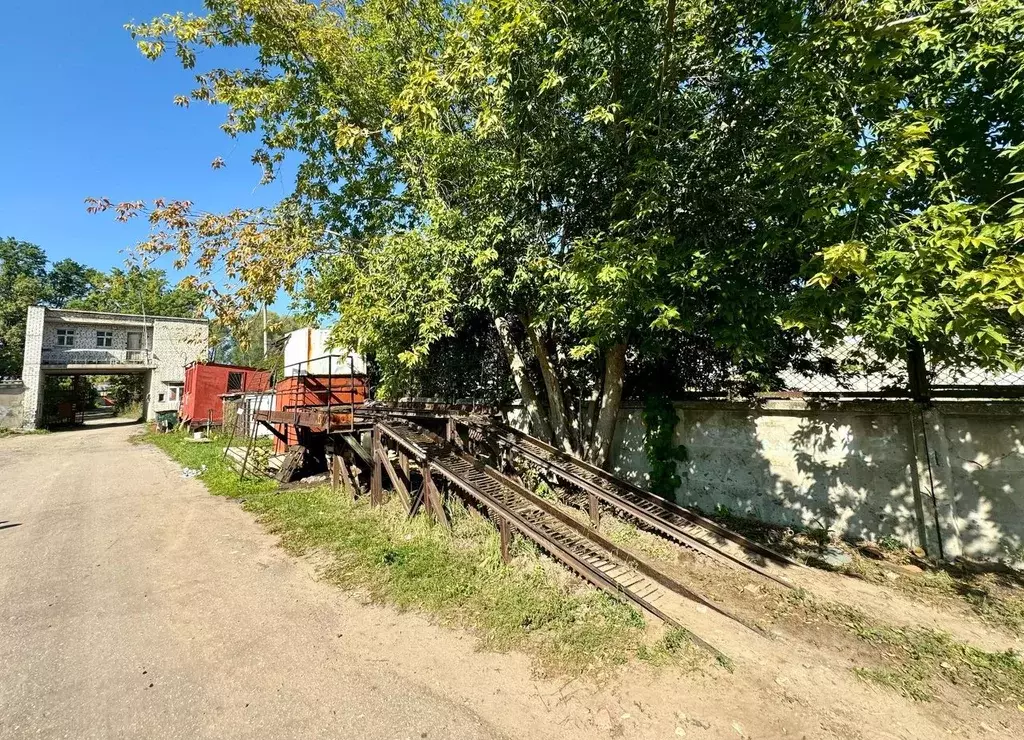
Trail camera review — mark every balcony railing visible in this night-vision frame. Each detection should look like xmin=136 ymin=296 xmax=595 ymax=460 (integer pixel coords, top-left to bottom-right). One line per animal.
xmin=41 ymin=347 xmax=152 ymax=366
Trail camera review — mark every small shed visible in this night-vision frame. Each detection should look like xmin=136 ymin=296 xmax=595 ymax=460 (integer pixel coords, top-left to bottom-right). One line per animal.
xmin=181 ymin=362 xmax=272 ymax=427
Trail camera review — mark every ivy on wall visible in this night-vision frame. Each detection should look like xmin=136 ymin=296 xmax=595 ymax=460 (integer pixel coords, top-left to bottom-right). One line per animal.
xmin=642 ymin=395 xmax=687 ymax=497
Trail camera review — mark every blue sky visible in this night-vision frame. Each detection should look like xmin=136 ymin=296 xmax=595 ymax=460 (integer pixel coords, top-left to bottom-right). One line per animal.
xmin=0 ymin=1 xmax=292 ymax=307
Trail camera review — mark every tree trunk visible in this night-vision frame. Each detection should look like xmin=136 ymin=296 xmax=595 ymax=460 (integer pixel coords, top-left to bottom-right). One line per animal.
xmin=525 ymin=321 xmax=578 ymax=455
xmin=554 ymin=343 xmax=583 ymax=447
xmin=493 ymin=315 xmax=554 ymax=442
xmin=588 ymin=343 xmax=627 ymax=469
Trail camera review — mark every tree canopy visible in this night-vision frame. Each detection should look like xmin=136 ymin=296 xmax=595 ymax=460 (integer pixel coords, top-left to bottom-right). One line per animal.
xmin=66 ymin=266 xmax=205 ymax=319
xmin=212 ymin=309 xmax=303 ymax=371
xmin=93 ymin=0 xmax=1024 ymax=465
xmin=0 ymin=238 xmax=95 ymax=376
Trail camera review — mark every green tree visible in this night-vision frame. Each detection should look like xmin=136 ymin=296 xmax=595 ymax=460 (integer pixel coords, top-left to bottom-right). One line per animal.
xmin=46 ymin=259 xmax=100 ymax=308
xmin=0 ymin=238 xmax=49 ymax=376
xmin=212 ymin=310 xmax=303 ymax=370
xmin=93 ymin=0 xmax=1024 ymax=466
xmin=67 ymin=266 xmax=204 ymax=318
xmin=0 ymin=239 xmax=96 ymax=376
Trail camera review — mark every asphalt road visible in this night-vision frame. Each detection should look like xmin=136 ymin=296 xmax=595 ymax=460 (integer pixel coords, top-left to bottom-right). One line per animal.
xmin=0 ymin=422 xmax=514 ymax=740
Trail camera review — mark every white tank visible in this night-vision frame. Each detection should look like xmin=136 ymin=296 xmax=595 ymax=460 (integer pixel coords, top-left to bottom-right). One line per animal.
xmin=282 ymin=327 xmax=366 ymax=376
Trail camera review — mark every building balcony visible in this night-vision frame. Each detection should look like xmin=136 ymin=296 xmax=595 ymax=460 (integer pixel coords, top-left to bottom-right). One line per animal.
xmin=40 ymin=347 xmax=153 ymax=368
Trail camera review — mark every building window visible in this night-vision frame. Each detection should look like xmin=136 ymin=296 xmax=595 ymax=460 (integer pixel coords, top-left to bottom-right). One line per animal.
xmin=227 ymin=372 xmax=244 ymax=392
xmin=158 ymin=393 xmax=165 ymax=402
xmin=168 ymin=385 xmax=181 ymax=402
xmin=96 ymin=331 xmax=113 ymax=348
xmin=56 ymin=328 xmax=75 ymax=347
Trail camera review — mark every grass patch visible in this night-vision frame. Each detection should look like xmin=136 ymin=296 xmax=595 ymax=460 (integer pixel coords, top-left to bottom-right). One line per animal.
xmin=0 ymin=427 xmax=50 ymax=439
xmin=781 ymin=589 xmax=1024 ymax=704
xmin=833 ymin=552 xmax=1024 ymax=634
xmin=894 ymin=568 xmax=1024 ymax=634
xmin=117 ymin=402 xmax=143 ymax=420
xmin=144 ymin=429 xmax=704 ymax=675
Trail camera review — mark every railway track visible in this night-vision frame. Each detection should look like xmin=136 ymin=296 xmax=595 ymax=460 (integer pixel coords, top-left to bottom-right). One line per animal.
xmin=475 ymin=422 xmax=803 ymax=589
xmin=359 ymin=403 xmax=802 ymax=587
xmin=377 ymin=420 xmax=760 ymax=659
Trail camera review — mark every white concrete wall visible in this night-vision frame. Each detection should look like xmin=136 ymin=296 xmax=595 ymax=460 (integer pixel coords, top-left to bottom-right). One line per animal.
xmin=607 ymin=400 xmax=1024 ymax=563
xmin=39 ymin=318 xmax=150 ymax=366
xmin=934 ymin=405 xmax=1024 ymax=561
xmin=147 ymin=319 xmax=208 ymax=416
xmin=0 ymin=382 xmax=25 ymax=430
xmin=20 ymin=306 xmax=45 ymax=427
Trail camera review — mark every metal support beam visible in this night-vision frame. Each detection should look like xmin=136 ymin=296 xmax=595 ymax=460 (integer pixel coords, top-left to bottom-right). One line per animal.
xmin=422 ymin=464 xmax=449 ymax=529
xmin=588 ymin=492 xmax=601 ymax=529
xmin=498 ymin=517 xmax=511 ymax=563
xmin=331 ymin=449 xmax=341 ymax=491
xmin=376 ymin=440 xmax=411 ymax=509
xmin=371 ymin=426 xmax=383 ymax=506
xmin=337 ymin=452 xmax=356 ymax=499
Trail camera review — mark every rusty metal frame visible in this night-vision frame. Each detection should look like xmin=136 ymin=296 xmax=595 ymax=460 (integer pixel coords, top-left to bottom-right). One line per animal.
xmin=487 ymin=423 xmax=801 ymax=584
xmin=427 ymin=453 xmax=727 ymax=660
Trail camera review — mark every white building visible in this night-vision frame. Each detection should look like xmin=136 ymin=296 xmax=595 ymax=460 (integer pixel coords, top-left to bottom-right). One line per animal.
xmin=281 ymin=327 xmax=365 ymax=376
xmin=20 ymin=306 xmax=209 ymax=428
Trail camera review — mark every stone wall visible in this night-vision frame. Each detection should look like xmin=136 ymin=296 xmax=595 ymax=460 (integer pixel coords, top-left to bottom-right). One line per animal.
xmin=0 ymin=382 xmax=25 ymax=430
xmin=606 ymin=399 xmax=1024 ymax=563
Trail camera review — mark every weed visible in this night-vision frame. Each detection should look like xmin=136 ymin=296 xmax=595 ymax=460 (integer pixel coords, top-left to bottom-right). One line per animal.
xmin=853 ymin=666 xmax=934 ymax=701
xmin=0 ymin=427 xmax=50 ymax=438
xmin=780 ymin=590 xmax=1024 ymax=704
xmin=878 ymin=535 xmax=905 ymax=552
xmin=118 ymin=402 xmax=143 ymax=420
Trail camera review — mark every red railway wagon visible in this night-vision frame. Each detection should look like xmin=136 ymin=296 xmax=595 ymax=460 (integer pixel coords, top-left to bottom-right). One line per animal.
xmin=273 ymin=374 xmax=368 ymax=451
xmin=181 ymin=362 xmax=273 ymax=427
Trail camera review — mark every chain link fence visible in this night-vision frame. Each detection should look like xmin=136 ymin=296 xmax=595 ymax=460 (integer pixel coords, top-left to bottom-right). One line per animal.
xmin=774 ymin=336 xmax=909 ymax=396
xmin=769 ymin=335 xmax=1024 ymax=399
xmin=928 ymin=361 xmax=1024 ymax=398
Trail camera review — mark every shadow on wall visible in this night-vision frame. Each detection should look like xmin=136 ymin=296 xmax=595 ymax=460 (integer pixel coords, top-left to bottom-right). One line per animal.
xmin=611 ymin=400 xmax=1024 ymax=560
xmin=0 ymin=383 xmax=26 ymax=430
xmin=939 ymin=410 xmax=1024 ymax=561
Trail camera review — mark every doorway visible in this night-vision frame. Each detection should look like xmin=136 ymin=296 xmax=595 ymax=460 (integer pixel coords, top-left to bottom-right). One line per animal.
xmin=127 ymin=332 xmax=144 ymax=363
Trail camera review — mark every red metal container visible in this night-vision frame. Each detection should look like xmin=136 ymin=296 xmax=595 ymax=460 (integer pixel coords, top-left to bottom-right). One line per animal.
xmin=272 ymin=374 xmax=368 ymax=451
xmin=181 ymin=362 xmax=273 ymax=426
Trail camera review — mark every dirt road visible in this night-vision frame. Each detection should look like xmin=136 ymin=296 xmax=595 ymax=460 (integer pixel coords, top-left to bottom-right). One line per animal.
xmin=0 ymin=423 xmax=519 ymax=739
xmin=1 ymin=423 xmax=1019 ymax=740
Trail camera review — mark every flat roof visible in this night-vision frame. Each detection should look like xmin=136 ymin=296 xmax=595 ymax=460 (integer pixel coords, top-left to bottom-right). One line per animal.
xmin=185 ymin=360 xmax=269 ymax=372
xmin=40 ymin=306 xmax=208 ymax=324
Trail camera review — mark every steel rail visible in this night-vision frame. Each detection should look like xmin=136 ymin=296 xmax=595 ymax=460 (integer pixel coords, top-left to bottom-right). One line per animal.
xmin=366 ymin=404 xmax=800 ymax=576
xmin=412 ymin=424 xmax=754 ymax=630
xmin=378 ymin=421 xmax=734 ymax=659
xmin=488 ymin=424 xmax=803 ymax=578
xmin=428 ymin=455 xmax=728 ymax=660
xmin=466 ymin=454 xmax=763 ymax=636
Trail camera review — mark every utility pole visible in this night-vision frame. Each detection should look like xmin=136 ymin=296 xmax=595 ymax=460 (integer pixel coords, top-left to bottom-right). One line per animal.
xmin=262 ymin=304 xmax=269 ymax=359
